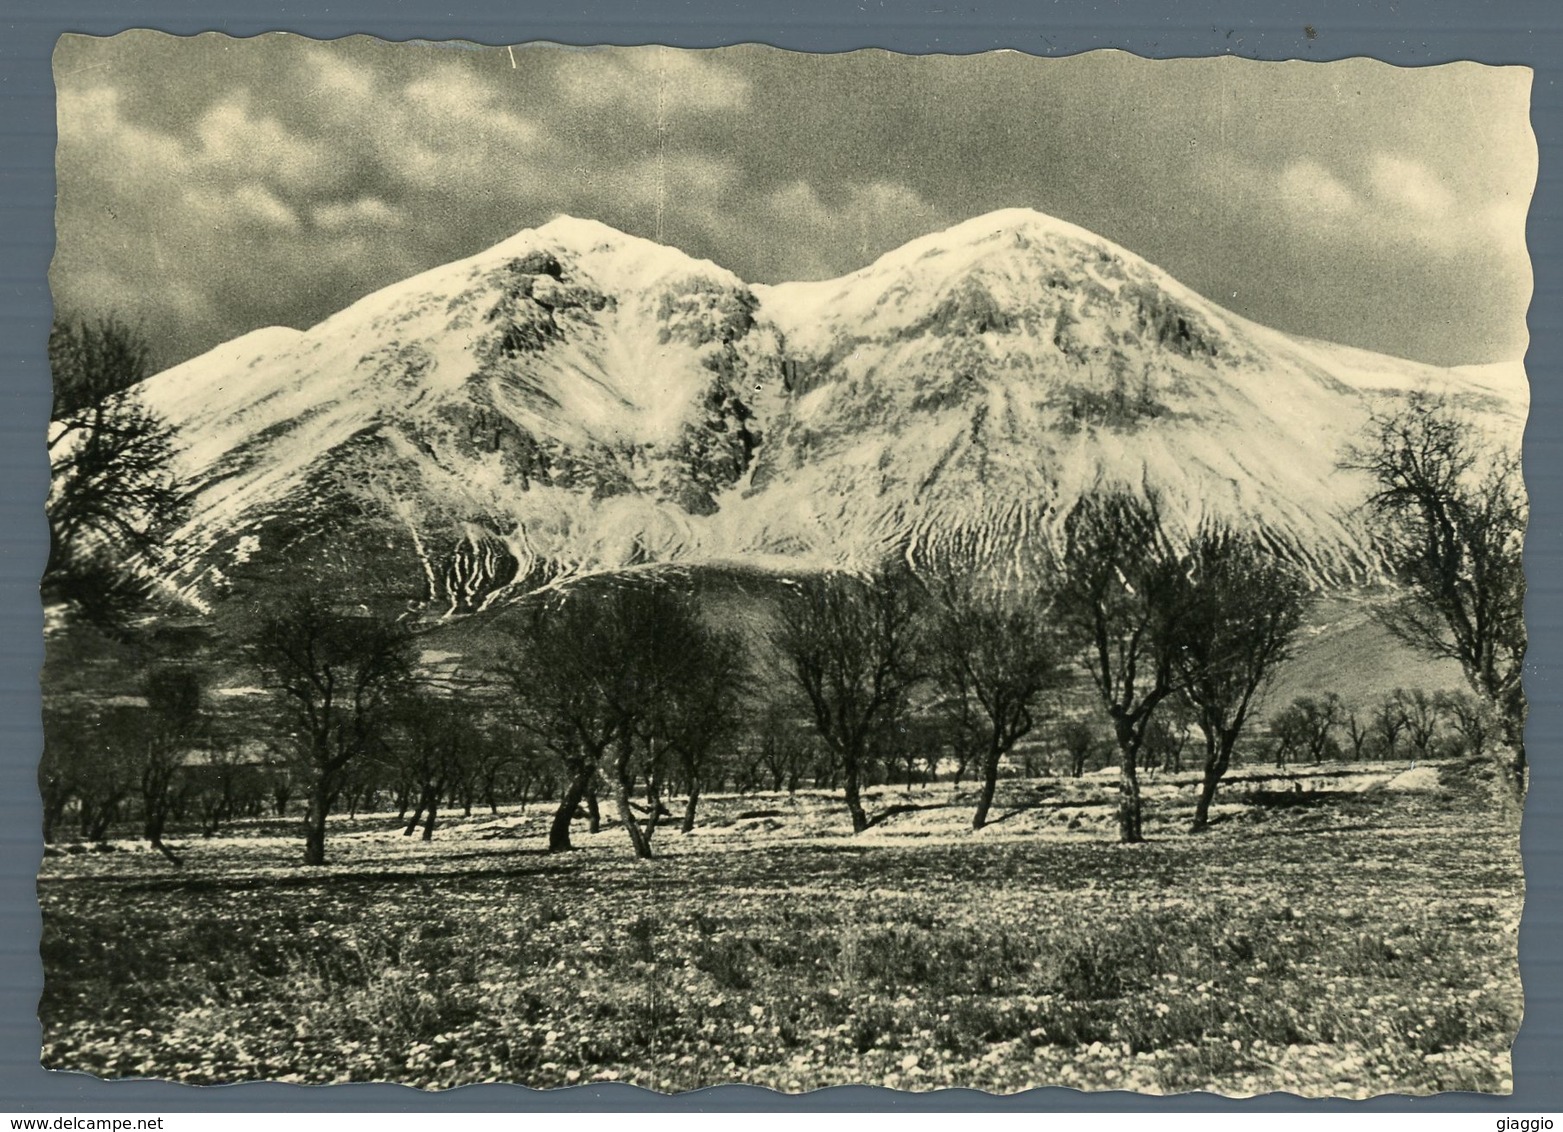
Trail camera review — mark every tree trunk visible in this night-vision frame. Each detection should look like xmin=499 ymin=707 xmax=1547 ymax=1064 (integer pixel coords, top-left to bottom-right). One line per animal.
xmin=149 ymin=832 xmax=181 ymax=865
xmin=843 ymin=754 xmax=869 ymax=833
xmin=422 ymin=794 xmax=439 ymax=841
xmin=585 ymin=788 xmax=601 ymax=833
xmin=86 ymin=810 xmax=110 ymax=844
xmin=681 ymin=783 xmax=701 ymax=834
xmin=303 ymin=777 xmax=332 ymax=866
xmin=404 ymin=794 xmax=426 ymax=836
xmin=548 ymin=767 xmax=592 ymax=853
xmin=83 ymin=792 xmax=122 ymax=843
xmin=972 ymin=743 xmax=1002 ymax=830
xmin=1191 ymin=729 xmax=1234 ymax=833
xmin=1191 ymin=768 xmax=1221 ymax=832
xmin=1117 ymin=753 xmax=1143 ymax=843
xmin=1108 ymin=707 xmax=1149 ymax=843
xmin=615 ymin=777 xmax=653 ymax=859
xmin=144 ymin=798 xmax=180 ymax=864
xmin=42 ymin=795 xmax=66 ymax=844
xmin=610 ymin=734 xmax=654 ymax=859
xmin=1501 ymin=707 xmax=1527 ymax=795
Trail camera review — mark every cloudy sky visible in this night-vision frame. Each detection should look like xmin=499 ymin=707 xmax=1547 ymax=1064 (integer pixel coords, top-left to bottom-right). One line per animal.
xmin=52 ymin=33 xmax=1535 ymax=370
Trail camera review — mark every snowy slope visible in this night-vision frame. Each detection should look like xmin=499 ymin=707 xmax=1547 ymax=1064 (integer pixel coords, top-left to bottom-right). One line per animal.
xmin=743 ymin=208 xmax=1526 ymax=578
xmin=133 ymin=208 xmax=1528 ymax=612
xmin=139 ymin=216 xmax=767 ymax=610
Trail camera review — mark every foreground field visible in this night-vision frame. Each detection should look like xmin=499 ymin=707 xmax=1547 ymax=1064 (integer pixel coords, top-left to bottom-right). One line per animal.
xmin=39 ymin=760 xmax=1524 ymax=1096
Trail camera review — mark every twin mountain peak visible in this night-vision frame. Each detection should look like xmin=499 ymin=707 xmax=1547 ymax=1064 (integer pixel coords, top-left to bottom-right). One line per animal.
xmin=135 ymin=208 xmax=1527 ymax=615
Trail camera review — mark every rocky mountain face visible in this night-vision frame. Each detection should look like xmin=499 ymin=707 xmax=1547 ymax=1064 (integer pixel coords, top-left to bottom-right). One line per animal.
xmin=133 ymin=209 xmax=1527 ymax=616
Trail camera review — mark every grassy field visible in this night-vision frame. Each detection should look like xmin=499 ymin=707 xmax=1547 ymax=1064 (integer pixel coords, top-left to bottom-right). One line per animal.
xmin=38 ymin=758 xmax=1524 ymax=1096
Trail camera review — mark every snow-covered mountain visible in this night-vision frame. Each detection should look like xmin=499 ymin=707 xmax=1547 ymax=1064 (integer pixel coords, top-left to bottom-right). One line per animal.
xmin=134 ymin=208 xmax=1527 ymax=614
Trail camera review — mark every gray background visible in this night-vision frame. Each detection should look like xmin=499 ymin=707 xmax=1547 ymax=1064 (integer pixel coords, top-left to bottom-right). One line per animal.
xmin=1 ymin=0 xmax=1558 ymax=1113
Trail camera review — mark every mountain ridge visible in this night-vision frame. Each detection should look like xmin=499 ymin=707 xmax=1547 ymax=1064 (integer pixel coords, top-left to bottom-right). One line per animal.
xmin=129 ymin=207 xmax=1528 ymax=615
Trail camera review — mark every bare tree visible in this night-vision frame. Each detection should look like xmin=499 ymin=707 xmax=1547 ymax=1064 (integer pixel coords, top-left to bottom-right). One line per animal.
xmin=1272 ymin=694 xmax=1343 ymax=766
xmin=192 ymin=745 xmax=261 ymax=837
xmin=1053 ymin=716 xmax=1101 ymax=779
xmin=658 ymin=626 xmax=748 ymax=835
xmin=75 ymin=741 xmax=133 ymax=845
xmin=470 ymin=719 xmax=528 ymax=814
xmin=1342 ymin=708 xmax=1371 ymax=761
xmin=268 ymin=764 xmax=294 ymax=818
xmin=1173 ymin=530 xmax=1307 ymax=831
xmin=604 ymin=584 xmax=742 ymax=856
xmin=1056 ymin=491 xmax=1192 ymax=843
xmin=1395 ymin=687 xmax=1440 ymax=762
xmin=1143 ymin=697 xmax=1195 ymax=776
xmin=772 ymin=569 xmax=924 ymax=833
xmin=1346 ymin=393 xmax=1526 ymax=788
xmin=39 ymin=706 xmax=89 ymax=844
xmin=925 ymin=570 xmax=1064 ymax=829
xmin=1438 ymin=690 xmax=1496 ymax=760
xmin=42 ymin=705 xmax=135 ymax=845
xmin=390 ymin=692 xmax=474 ymax=841
xmin=134 ymin=666 xmax=207 ymax=862
xmin=1372 ymin=693 xmax=1409 ymax=761
xmin=499 ymin=590 xmax=623 ymax=853
xmin=501 ymin=581 xmax=743 ymax=856
xmin=880 ymin=713 xmax=930 ymax=789
xmin=46 ymin=318 xmax=185 ymax=628
xmin=250 ymin=594 xmax=415 ymax=866
xmin=755 ymin=706 xmax=815 ymax=793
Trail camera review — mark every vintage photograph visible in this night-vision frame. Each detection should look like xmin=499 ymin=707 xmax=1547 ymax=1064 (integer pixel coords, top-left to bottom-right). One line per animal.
xmin=41 ymin=34 xmax=1531 ymax=1095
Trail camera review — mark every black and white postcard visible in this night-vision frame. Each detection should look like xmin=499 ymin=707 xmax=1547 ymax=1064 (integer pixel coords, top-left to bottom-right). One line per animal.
xmin=41 ymin=35 xmax=1533 ymax=1095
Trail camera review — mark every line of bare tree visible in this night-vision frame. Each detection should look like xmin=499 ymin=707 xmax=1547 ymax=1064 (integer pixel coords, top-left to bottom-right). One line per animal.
xmin=41 ymin=317 xmax=1528 ymax=863
xmin=1270 ymin=687 xmax=1499 ymax=768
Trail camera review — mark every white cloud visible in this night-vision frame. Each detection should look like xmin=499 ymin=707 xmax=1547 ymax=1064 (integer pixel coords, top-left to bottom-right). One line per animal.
xmin=596 ymin=153 xmax=739 ymax=211
xmin=1270 ymin=154 xmax=1482 ymax=257
xmin=1368 ymin=153 xmax=1457 ymax=218
xmin=187 ymin=183 xmax=301 ymax=230
xmin=235 ymin=184 xmax=299 ymax=229
xmin=556 ymin=46 xmax=751 ymax=116
xmin=194 ymin=97 xmax=335 ymax=193
xmin=313 ymin=197 xmax=403 ymax=232
xmin=405 ymin=67 xmax=536 ymax=141
xmin=56 ymin=85 xmax=183 ymax=180
xmin=368 ymin=67 xmax=548 ymax=192
xmin=1276 ymin=159 xmax=1357 ymax=218
xmin=307 ymin=50 xmax=377 ymax=102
